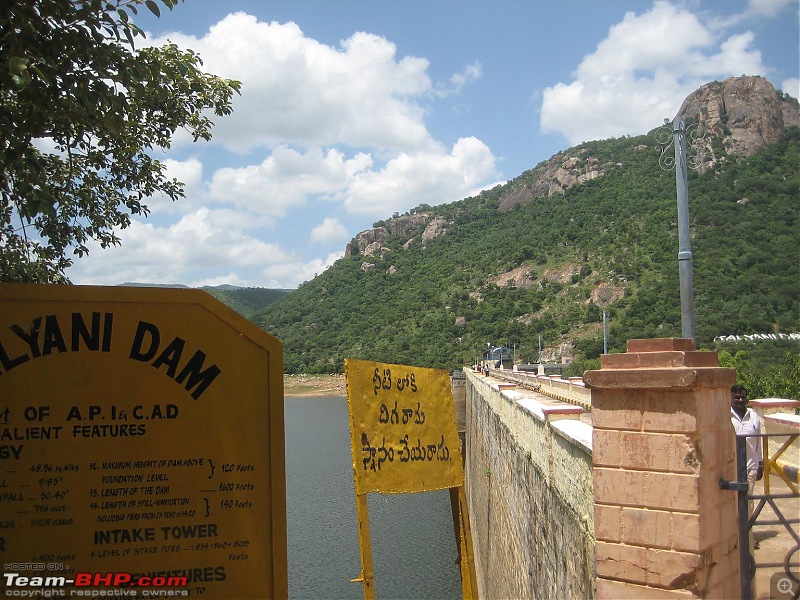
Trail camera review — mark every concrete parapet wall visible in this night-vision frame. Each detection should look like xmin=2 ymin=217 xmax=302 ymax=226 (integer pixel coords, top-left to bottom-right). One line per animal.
xmin=464 ymin=369 xmax=595 ymax=599
xmin=504 ymin=368 xmax=592 ymax=409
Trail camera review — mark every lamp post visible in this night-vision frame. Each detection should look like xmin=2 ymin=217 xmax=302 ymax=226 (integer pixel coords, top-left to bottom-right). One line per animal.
xmin=657 ymin=116 xmax=708 ymax=343
xmin=594 ymin=285 xmax=615 ymax=355
xmin=537 ymin=335 xmax=544 ymax=375
xmin=672 ymin=117 xmax=695 ymax=341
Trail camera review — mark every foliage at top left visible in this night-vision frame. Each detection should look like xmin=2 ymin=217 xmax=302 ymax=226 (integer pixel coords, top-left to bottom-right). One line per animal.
xmin=0 ymin=0 xmax=241 ymax=283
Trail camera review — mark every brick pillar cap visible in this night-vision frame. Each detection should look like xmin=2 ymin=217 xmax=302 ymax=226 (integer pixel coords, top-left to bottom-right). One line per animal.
xmin=584 ymin=366 xmax=735 ymax=390
xmin=627 ymin=338 xmax=694 ymax=352
xmin=584 ymin=337 xmax=735 ymax=389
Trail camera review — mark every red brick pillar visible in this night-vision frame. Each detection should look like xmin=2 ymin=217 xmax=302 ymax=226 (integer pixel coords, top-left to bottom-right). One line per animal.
xmin=584 ymin=338 xmax=739 ymax=599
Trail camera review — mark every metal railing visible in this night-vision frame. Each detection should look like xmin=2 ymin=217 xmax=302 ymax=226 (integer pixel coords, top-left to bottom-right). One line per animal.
xmin=721 ymin=432 xmax=800 ymax=599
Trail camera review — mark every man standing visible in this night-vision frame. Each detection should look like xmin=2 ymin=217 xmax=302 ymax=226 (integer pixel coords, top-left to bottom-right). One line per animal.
xmin=730 ymin=384 xmax=763 ymax=549
xmin=730 ymin=384 xmax=764 ymax=484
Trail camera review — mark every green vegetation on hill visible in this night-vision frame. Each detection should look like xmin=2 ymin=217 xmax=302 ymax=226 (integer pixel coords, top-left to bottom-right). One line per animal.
xmin=249 ymin=128 xmax=798 ymax=383
xmin=718 ymin=349 xmax=800 ymax=401
xmin=204 ymin=287 xmax=289 ymax=320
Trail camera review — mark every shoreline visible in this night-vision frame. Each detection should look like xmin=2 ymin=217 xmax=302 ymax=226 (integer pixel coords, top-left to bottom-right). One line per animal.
xmin=283 ymin=373 xmax=346 ymax=397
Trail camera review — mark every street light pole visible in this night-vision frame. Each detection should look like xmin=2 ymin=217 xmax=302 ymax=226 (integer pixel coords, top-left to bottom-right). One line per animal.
xmin=658 ymin=116 xmax=706 ymax=343
xmin=672 ymin=117 xmax=696 ymax=342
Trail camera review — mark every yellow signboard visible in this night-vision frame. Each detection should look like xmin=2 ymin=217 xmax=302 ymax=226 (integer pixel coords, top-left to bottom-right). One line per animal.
xmin=345 ymin=359 xmax=475 ymax=599
xmin=0 ymin=284 xmax=286 ymax=599
xmin=345 ymin=358 xmax=463 ymax=495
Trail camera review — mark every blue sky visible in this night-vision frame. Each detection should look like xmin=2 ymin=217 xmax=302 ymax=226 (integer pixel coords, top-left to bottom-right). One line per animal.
xmin=67 ymin=0 xmax=800 ymax=289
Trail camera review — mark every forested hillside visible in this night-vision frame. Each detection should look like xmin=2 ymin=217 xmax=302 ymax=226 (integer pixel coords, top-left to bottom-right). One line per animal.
xmin=203 ymin=287 xmax=289 ymax=319
xmin=250 ymin=79 xmax=799 ymax=378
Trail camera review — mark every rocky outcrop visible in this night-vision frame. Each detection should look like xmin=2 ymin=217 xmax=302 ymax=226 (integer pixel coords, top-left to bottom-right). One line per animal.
xmin=499 ymin=75 xmax=797 ymax=211
xmin=676 ymin=75 xmax=799 ymax=157
xmin=385 ymin=213 xmax=429 ymax=237
xmin=499 ymin=149 xmax=615 ymax=211
xmin=540 ymin=341 xmax=575 ymax=364
xmin=421 ymin=216 xmax=447 ymax=242
xmin=590 ymin=282 xmax=624 ymax=307
xmin=492 ymin=265 xmax=536 ymax=288
xmin=346 ymin=212 xmax=449 ymax=255
xmin=345 ymin=227 xmax=388 ymax=257
xmin=538 ymin=153 xmax=606 ymax=196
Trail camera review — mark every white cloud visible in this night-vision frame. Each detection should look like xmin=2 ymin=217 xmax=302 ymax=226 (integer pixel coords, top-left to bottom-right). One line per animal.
xmin=77 ymin=13 xmax=503 ymax=289
xmin=708 ymin=0 xmax=797 ymax=31
xmin=713 ymin=0 xmax=795 ymax=27
xmin=165 ymin=157 xmax=203 ymax=189
xmin=434 ymin=61 xmax=483 ymax=98
xmin=208 ymin=146 xmax=371 ymax=218
xmin=167 ymin=208 xmax=294 ymax=267
xmin=85 ymin=231 xmax=342 ymax=289
xmin=309 ymin=217 xmax=349 ymax=245
xmin=540 ymin=1 xmax=768 ymax=144
xmin=703 ymin=32 xmax=764 ymax=76
xmin=781 ymin=77 xmax=799 ymax=99
xmin=68 ymin=208 xmax=295 ymax=286
xmin=149 ymin=14 xmax=436 ymax=153
xmin=261 ymin=252 xmax=344 ymax=288
xmin=747 ymin=0 xmax=794 ymax=17
xmin=343 ymin=137 xmax=497 ymax=215
xmin=207 ymin=135 xmax=498 ymax=222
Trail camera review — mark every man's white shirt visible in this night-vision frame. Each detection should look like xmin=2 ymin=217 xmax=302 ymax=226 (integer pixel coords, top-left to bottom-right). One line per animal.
xmin=731 ymin=407 xmax=763 ymax=472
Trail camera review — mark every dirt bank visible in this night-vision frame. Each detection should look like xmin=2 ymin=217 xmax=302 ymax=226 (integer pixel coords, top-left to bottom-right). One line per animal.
xmin=284 ymin=373 xmax=346 ymax=397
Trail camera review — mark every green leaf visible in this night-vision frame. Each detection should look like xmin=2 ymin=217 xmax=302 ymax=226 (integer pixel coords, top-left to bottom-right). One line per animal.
xmin=9 ymin=56 xmax=29 ymax=75
xmin=145 ymin=1 xmax=161 ymax=17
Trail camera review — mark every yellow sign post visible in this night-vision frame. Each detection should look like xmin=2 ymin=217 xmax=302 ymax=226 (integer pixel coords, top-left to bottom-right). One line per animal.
xmin=0 ymin=284 xmax=287 ymax=599
xmin=345 ymin=358 xmax=477 ymax=599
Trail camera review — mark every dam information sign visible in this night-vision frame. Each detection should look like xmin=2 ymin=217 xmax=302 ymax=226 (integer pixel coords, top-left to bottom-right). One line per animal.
xmin=345 ymin=358 xmax=463 ymax=494
xmin=344 ymin=359 xmax=475 ymax=600
xmin=0 ymin=284 xmax=287 ymax=599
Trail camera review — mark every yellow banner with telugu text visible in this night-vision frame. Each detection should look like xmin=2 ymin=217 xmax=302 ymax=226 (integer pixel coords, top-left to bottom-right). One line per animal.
xmin=345 ymin=358 xmax=463 ymax=495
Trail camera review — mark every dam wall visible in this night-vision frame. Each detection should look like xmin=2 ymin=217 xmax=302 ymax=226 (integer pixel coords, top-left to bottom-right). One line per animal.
xmin=463 ymin=339 xmax=744 ymax=599
xmin=463 ymin=369 xmax=595 ymax=599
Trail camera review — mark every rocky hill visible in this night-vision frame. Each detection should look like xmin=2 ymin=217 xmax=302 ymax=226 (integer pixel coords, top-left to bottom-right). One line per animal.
xmin=677 ymin=75 xmax=799 ymax=157
xmin=345 ymin=76 xmax=798 ymax=227
xmin=251 ymin=76 xmax=799 ymax=374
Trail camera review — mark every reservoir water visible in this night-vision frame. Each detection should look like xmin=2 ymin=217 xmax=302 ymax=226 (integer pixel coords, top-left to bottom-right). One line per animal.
xmin=285 ymin=396 xmax=462 ymax=599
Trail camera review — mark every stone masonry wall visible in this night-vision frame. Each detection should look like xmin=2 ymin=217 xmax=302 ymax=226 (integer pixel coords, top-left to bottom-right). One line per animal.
xmin=464 ymin=370 xmax=595 ymax=599
xmin=585 ymin=339 xmax=739 ymax=598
